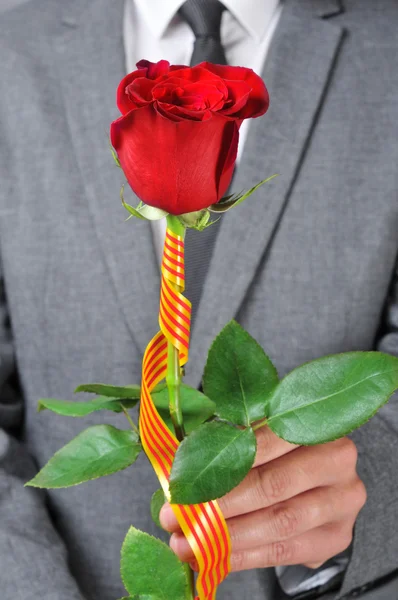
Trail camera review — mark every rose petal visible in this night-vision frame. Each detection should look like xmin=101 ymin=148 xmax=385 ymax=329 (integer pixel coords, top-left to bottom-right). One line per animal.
xmin=156 ymin=101 xmax=211 ymax=121
xmin=220 ymin=80 xmax=252 ymax=116
xmin=110 ymin=106 xmax=237 ymax=214
xmin=216 ymin=121 xmax=239 ymax=199
xmin=182 ymin=81 xmax=227 ymax=111
xmin=151 ymin=75 xmax=228 ymax=118
xmin=152 ymin=83 xmax=185 ymax=104
xmin=156 ymin=65 xmax=227 ymax=88
xmin=153 ymin=81 xmax=226 ymax=112
xmin=116 ymin=70 xmax=151 ymax=114
xmin=136 ymin=59 xmax=171 ymax=79
xmin=198 ymin=62 xmax=269 ymax=118
xmin=154 ymin=102 xmax=186 ymax=121
xmin=126 ymin=77 xmax=157 ymax=106
xmin=169 ymin=64 xmax=189 ymax=72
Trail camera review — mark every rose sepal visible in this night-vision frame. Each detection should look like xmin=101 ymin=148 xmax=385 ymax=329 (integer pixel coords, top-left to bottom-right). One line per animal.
xmin=120 ymin=185 xmax=169 ymax=221
xmin=177 ymin=209 xmax=219 ymax=231
xmin=109 ymin=140 xmax=122 ymax=168
xmin=209 ymin=174 xmax=279 ymax=213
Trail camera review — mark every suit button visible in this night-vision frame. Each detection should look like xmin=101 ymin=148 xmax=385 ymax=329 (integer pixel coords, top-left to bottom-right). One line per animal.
xmin=359 ymin=584 xmax=370 ymax=593
xmin=341 ymin=584 xmax=371 ymax=598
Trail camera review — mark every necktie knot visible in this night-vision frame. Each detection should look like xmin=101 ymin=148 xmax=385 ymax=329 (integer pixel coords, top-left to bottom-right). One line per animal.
xmin=179 ymin=0 xmax=226 ymax=39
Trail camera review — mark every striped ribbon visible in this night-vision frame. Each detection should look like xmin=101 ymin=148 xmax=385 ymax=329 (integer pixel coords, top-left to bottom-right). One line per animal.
xmin=139 ymin=228 xmax=231 ymax=600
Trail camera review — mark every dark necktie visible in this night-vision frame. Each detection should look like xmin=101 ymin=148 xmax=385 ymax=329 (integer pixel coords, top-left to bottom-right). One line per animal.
xmin=179 ymin=0 xmax=227 ymax=329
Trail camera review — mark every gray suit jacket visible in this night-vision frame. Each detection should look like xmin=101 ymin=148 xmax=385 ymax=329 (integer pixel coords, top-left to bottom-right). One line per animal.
xmin=0 ymin=1 xmax=397 ymax=599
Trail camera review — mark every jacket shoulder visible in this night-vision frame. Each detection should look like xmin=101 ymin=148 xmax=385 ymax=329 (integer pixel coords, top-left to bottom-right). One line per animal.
xmin=344 ymin=0 xmax=398 ymax=40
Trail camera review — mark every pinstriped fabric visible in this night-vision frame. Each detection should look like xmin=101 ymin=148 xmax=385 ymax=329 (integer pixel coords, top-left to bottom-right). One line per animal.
xmin=179 ymin=0 xmax=226 ymax=38
xmin=139 ymin=228 xmax=231 ymax=600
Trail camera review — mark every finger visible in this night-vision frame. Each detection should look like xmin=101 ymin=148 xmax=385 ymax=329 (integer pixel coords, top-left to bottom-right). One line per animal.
xmin=253 ymin=425 xmax=298 ymax=468
xmin=160 ymin=503 xmax=180 ymax=533
xmin=160 ymin=426 xmax=297 ymax=533
xmin=218 ymin=438 xmax=357 ymax=519
xmin=221 ymin=482 xmax=362 ymax=552
xmin=229 ymin=521 xmax=354 ymax=572
xmin=168 ymin=482 xmax=362 ymax=561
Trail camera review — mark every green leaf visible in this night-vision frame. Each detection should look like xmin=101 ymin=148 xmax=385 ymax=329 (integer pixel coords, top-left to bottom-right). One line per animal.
xmin=74 ymin=383 xmax=141 ymax=399
xmin=151 ymin=488 xmax=166 ymax=529
xmin=209 ymin=174 xmax=278 ymax=213
xmin=37 ymin=396 xmax=139 ymax=417
xmin=169 ymin=421 xmax=256 ymax=504
xmin=152 ymin=384 xmax=216 ymax=434
xmin=118 ymin=596 xmax=161 ymax=600
xmin=267 ymin=352 xmax=398 ymax=445
xmin=121 ymin=527 xmax=189 ymax=600
xmin=203 ymin=320 xmax=278 ymax=426
xmin=26 ymin=425 xmax=141 ymax=488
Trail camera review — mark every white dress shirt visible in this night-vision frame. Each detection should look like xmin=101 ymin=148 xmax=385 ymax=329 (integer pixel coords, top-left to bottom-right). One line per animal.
xmin=123 ymin=1 xmax=348 ymax=596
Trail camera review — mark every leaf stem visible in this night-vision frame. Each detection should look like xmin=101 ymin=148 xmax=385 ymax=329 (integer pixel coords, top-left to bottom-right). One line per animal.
xmin=121 ymin=404 xmax=140 ymax=436
xmin=252 ymin=417 xmax=268 ymax=431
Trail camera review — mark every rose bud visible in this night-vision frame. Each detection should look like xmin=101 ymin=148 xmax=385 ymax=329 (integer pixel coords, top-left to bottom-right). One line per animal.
xmin=110 ymin=60 xmax=269 ymax=216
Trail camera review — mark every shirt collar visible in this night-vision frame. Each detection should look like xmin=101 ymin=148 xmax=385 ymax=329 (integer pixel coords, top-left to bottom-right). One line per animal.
xmin=133 ymin=0 xmax=186 ymax=39
xmin=222 ymin=0 xmax=280 ymax=41
xmin=133 ymin=0 xmax=280 ymax=42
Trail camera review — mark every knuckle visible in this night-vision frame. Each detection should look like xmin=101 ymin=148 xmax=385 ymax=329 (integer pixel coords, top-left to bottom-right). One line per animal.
xmin=353 ymin=478 xmax=367 ymax=510
xmin=335 ymin=523 xmax=354 ymax=553
xmin=339 ymin=438 xmax=358 ymax=468
xmin=262 ymin=467 xmax=291 ymax=502
xmin=272 ymin=505 xmax=301 ymax=539
xmin=268 ymin=540 xmax=294 ymax=565
xmin=231 ymin=551 xmax=245 ymax=571
xmin=251 ymin=468 xmax=268 ymax=507
xmin=339 ymin=530 xmax=354 ymax=552
xmin=254 ymin=427 xmax=273 ymax=463
xmin=304 ymin=561 xmax=325 ymax=570
xmin=216 ymin=495 xmax=229 ymax=516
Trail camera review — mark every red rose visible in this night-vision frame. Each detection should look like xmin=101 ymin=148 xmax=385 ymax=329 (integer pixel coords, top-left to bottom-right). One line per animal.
xmin=110 ymin=60 xmax=269 ymax=215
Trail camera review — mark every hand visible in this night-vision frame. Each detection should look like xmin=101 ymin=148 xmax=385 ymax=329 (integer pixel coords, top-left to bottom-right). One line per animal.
xmin=160 ymin=426 xmax=367 ymax=572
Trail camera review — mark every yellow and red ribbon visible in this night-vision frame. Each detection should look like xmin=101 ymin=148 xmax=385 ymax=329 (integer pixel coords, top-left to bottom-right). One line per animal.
xmin=139 ymin=228 xmax=231 ymax=600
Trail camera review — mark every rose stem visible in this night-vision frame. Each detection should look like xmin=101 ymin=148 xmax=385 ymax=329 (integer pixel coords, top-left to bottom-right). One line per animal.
xmin=184 ymin=563 xmax=196 ymax=600
xmin=165 ymin=215 xmax=195 ymax=600
xmin=165 ymin=214 xmax=187 ymax=443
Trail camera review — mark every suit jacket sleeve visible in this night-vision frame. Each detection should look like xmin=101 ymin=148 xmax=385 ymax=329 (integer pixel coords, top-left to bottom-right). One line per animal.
xmin=337 ymin=257 xmax=398 ymax=598
xmin=0 ymin=154 xmax=86 ymax=599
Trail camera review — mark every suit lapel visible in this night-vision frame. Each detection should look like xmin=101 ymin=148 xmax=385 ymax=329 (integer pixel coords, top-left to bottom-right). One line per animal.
xmin=53 ymin=0 xmax=160 ymax=358
xmin=188 ymin=3 xmax=345 ymax=387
